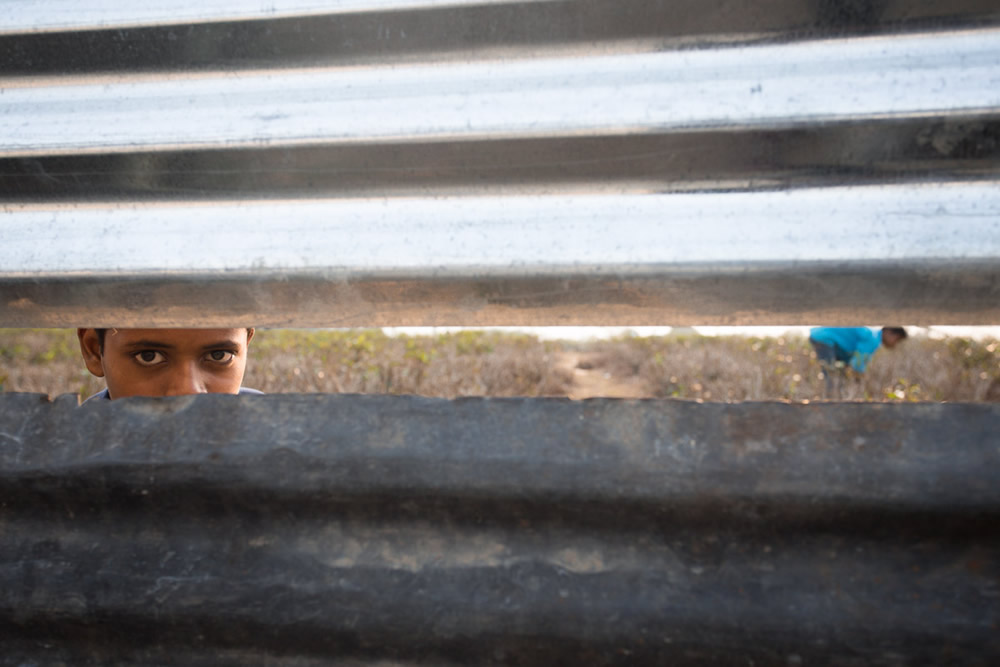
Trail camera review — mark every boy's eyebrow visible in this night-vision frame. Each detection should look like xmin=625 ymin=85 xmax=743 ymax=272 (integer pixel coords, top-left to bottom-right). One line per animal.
xmin=122 ymin=340 xmax=175 ymax=350
xmin=199 ymin=339 xmax=243 ymax=351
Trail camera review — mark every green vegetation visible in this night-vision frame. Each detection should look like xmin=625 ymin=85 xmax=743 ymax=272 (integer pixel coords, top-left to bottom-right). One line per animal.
xmin=1 ymin=328 xmax=997 ymax=402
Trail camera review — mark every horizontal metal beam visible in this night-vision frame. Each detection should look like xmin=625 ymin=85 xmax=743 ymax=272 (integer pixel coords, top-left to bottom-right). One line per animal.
xmin=5 ymin=30 xmax=1000 ymax=155
xmin=4 ymin=114 xmax=999 ymax=201
xmin=1 ymin=393 xmax=998 ymax=663
xmin=5 ymin=0 xmax=999 ymax=72
xmin=3 ymin=184 xmax=999 ymax=326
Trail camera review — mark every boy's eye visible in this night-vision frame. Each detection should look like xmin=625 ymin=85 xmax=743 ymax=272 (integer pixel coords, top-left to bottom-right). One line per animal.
xmin=207 ymin=350 xmax=235 ymax=363
xmin=133 ymin=350 xmax=165 ymax=366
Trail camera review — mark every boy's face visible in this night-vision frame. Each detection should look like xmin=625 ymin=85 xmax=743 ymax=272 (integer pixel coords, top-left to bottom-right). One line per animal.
xmin=77 ymin=328 xmax=254 ymax=399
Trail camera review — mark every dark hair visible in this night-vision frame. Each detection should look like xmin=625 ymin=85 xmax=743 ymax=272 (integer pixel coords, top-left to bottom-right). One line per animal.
xmin=882 ymin=327 xmax=907 ymax=339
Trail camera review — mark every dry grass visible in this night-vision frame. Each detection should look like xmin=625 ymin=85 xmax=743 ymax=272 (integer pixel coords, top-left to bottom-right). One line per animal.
xmin=0 ymin=329 xmax=106 ymax=400
xmin=1 ymin=328 xmax=998 ymax=402
xmin=244 ymin=329 xmax=573 ymax=398
xmin=587 ymin=333 xmax=1000 ymax=402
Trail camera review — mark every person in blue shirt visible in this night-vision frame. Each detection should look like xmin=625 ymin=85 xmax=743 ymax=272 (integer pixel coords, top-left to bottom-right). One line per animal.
xmin=78 ymin=327 xmax=262 ymax=402
xmin=808 ymin=326 xmax=907 ymax=395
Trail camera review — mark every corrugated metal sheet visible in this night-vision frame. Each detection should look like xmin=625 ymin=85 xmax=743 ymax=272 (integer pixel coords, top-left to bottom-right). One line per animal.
xmin=2 ymin=1 xmax=999 ymax=326
xmin=1 ymin=393 xmax=998 ymax=664
xmin=2 ymin=7 xmax=1000 ymax=664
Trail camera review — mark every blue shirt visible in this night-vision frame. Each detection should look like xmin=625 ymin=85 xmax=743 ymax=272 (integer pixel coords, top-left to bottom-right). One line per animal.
xmin=809 ymin=327 xmax=882 ymax=373
xmin=83 ymin=387 xmax=263 ymax=403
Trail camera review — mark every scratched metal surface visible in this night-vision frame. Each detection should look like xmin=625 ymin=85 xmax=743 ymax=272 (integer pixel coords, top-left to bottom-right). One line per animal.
xmin=1 ymin=393 xmax=998 ymax=664
xmin=2 ymin=1 xmax=1000 ymax=326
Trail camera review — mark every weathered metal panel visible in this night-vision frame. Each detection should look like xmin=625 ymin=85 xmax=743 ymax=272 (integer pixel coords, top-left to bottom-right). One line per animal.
xmin=1 ymin=393 xmax=997 ymax=664
xmin=3 ymin=6 xmax=999 ymax=665
xmin=2 ymin=1 xmax=1000 ymax=326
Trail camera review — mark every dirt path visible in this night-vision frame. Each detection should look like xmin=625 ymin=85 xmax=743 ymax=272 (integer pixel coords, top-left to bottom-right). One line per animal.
xmin=554 ymin=351 xmax=648 ymax=400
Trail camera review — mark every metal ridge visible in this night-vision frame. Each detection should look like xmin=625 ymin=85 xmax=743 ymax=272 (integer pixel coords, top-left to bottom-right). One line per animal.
xmin=5 ymin=0 xmax=1000 ymax=74
xmin=4 ymin=113 xmax=999 ymax=200
xmin=5 ymin=30 xmax=1000 ymax=156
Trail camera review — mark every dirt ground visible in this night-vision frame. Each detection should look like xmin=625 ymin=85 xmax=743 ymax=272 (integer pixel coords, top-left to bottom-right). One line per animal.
xmin=554 ymin=351 xmax=647 ymax=399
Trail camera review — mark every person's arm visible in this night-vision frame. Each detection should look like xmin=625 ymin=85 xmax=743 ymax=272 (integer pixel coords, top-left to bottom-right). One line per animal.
xmin=849 ymin=351 xmax=871 ymax=373
xmin=849 ymin=330 xmax=882 ymax=373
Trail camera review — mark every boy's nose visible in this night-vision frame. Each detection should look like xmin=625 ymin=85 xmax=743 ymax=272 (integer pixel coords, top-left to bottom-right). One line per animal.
xmin=164 ymin=363 xmax=207 ymax=396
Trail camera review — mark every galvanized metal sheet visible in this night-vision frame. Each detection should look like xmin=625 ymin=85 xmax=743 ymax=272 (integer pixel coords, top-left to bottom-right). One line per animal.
xmin=1 ymin=393 xmax=998 ymax=663
xmin=5 ymin=30 xmax=999 ymax=155
xmin=2 ymin=1 xmax=1000 ymax=326
xmin=4 ymin=184 xmax=1000 ymax=327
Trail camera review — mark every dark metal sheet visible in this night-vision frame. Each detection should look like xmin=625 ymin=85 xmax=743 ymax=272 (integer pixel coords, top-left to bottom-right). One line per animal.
xmin=4 ymin=261 xmax=1000 ymax=328
xmin=1 ymin=393 xmax=998 ymax=664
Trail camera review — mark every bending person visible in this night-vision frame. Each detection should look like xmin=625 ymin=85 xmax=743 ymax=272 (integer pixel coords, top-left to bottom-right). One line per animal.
xmin=808 ymin=326 xmax=907 ymax=397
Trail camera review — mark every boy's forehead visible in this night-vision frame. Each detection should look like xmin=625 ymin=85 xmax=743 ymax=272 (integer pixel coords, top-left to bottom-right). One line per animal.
xmin=104 ymin=328 xmax=248 ymax=347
